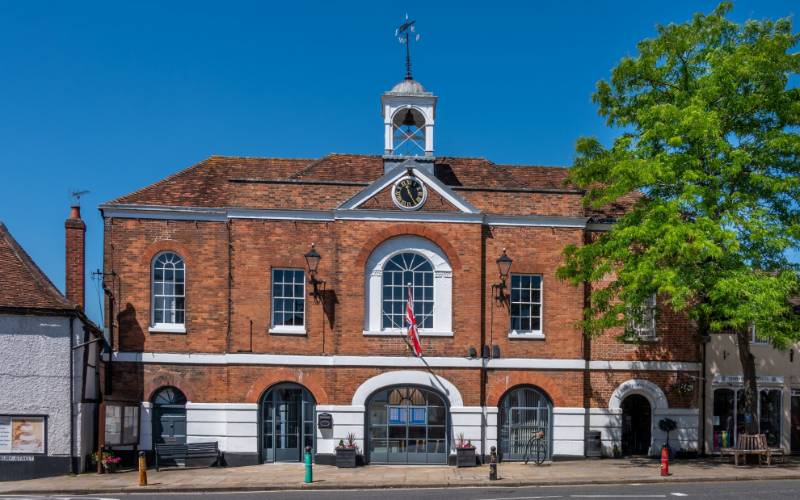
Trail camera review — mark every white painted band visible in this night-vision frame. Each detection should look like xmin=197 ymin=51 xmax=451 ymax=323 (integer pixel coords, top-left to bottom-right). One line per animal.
xmin=110 ymin=352 xmax=699 ymax=372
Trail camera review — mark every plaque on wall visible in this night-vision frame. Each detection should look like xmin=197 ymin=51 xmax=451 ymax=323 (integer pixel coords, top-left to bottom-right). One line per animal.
xmin=318 ymin=413 xmax=333 ymax=429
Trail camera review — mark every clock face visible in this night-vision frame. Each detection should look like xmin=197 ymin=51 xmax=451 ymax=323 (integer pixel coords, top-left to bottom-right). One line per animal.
xmin=393 ymin=176 xmax=427 ymax=210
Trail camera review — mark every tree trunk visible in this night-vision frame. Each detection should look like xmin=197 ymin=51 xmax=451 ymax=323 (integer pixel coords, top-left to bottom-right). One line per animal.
xmin=735 ymin=328 xmax=759 ymax=435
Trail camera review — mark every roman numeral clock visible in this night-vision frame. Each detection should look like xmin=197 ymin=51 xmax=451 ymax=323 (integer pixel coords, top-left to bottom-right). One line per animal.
xmin=392 ymin=175 xmax=427 ymax=210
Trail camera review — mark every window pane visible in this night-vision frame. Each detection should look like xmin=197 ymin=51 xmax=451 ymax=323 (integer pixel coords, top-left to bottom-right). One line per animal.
xmin=273 ymin=269 xmax=283 ymax=282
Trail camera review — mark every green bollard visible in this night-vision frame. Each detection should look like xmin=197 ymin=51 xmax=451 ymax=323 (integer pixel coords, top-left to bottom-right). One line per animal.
xmin=304 ymin=446 xmax=313 ymax=484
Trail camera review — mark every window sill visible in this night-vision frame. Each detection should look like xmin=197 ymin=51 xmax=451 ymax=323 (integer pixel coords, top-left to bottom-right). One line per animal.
xmin=623 ymin=336 xmax=661 ymax=343
xmin=269 ymin=326 xmax=307 ymax=335
xmin=363 ymin=330 xmax=454 ymax=337
xmin=508 ymin=331 xmax=545 ymax=340
xmin=149 ymin=324 xmax=186 ymax=334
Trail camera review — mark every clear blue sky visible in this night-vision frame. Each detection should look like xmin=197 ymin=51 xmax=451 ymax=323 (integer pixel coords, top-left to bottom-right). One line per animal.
xmin=0 ymin=1 xmax=796 ymax=325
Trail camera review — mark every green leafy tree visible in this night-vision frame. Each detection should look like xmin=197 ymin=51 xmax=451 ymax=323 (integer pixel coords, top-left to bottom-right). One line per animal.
xmin=557 ymin=3 xmax=800 ymax=436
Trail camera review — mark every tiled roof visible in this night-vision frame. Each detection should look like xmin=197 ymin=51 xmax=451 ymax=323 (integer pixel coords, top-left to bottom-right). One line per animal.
xmin=107 ymin=154 xmax=579 ymax=209
xmin=0 ymin=222 xmax=77 ymax=311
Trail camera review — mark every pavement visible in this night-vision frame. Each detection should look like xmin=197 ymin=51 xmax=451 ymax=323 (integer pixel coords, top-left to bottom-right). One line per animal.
xmin=3 ymin=458 xmax=800 ymax=495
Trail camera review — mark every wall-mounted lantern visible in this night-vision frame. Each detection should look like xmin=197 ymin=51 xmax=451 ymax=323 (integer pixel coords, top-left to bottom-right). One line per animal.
xmin=304 ymin=243 xmax=325 ymax=302
xmin=492 ymin=248 xmax=513 ymax=303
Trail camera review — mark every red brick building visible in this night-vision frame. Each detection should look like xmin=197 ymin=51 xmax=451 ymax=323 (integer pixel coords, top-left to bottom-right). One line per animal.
xmin=100 ymin=76 xmax=700 ymax=466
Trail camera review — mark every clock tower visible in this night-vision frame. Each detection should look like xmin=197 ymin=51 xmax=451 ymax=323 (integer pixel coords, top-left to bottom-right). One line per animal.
xmin=382 ymin=15 xmax=437 ymax=170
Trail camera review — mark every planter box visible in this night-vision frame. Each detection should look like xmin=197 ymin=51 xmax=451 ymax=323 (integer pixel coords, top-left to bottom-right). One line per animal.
xmin=456 ymin=447 xmax=477 ymax=467
xmin=335 ymin=448 xmax=357 ymax=468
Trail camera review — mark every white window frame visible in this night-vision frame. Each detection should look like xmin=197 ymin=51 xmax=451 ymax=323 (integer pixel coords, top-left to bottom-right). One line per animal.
xmin=364 ymin=235 xmax=453 ymax=337
xmin=269 ymin=268 xmax=307 ymax=335
xmin=149 ymin=251 xmax=186 ymax=333
xmin=508 ymin=273 xmax=544 ymax=339
xmin=627 ymin=294 xmax=658 ymax=340
xmin=751 ymin=324 xmax=769 ymax=345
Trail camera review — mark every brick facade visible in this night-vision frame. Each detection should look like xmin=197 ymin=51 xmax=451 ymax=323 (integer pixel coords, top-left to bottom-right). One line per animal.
xmin=101 ymin=154 xmax=701 ymax=462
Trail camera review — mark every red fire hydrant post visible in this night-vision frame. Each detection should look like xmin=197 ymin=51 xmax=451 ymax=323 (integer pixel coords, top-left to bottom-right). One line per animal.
xmin=660 ymin=445 xmax=670 ymax=476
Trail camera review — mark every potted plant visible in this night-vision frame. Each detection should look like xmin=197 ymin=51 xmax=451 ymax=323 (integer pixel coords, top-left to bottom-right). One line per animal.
xmin=658 ymin=418 xmax=677 ymax=459
xmin=455 ymin=432 xmax=477 ymax=467
xmin=91 ymin=450 xmax=122 ymax=473
xmin=335 ymin=433 xmax=358 ymax=468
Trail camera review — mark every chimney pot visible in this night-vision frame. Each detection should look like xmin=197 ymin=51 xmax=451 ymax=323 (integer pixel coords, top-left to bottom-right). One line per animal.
xmin=69 ymin=205 xmax=81 ymax=220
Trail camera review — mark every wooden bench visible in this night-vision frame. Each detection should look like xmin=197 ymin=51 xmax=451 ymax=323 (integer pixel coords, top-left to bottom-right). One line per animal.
xmin=155 ymin=442 xmax=223 ymax=471
xmin=720 ymin=434 xmax=784 ymax=466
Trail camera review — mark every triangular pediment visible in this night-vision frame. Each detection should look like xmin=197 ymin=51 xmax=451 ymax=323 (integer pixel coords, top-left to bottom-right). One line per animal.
xmin=338 ymin=160 xmax=480 ymax=214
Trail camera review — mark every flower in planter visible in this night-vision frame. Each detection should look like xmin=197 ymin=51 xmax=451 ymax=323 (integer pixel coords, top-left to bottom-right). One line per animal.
xmin=455 ymin=432 xmax=475 ymax=450
xmin=336 ymin=433 xmax=359 ymax=452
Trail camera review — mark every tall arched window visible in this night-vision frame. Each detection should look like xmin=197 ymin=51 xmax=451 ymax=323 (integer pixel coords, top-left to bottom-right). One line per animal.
xmin=382 ymin=253 xmax=434 ymax=329
xmin=364 ymin=236 xmax=452 ymax=336
xmin=152 ymin=252 xmax=185 ymax=328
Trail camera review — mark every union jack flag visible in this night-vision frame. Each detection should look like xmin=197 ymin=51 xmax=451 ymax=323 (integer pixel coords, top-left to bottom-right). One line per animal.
xmin=406 ymin=285 xmax=423 ymax=357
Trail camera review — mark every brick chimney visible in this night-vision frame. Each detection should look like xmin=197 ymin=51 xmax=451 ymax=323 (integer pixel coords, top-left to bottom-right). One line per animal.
xmin=65 ymin=205 xmax=86 ymax=309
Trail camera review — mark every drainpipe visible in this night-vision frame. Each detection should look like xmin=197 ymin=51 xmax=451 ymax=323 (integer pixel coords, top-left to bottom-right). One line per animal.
xmin=69 ymin=316 xmax=76 ymax=475
xmin=701 ymin=335 xmax=708 ymax=456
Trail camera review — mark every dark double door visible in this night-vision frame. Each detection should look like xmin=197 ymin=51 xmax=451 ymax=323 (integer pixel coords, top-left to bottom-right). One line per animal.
xmin=261 ymin=384 xmax=315 ymax=462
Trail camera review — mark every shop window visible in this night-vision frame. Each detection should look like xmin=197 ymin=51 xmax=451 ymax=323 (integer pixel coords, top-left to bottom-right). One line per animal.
xmin=0 ymin=415 xmax=46 ymax=454
xmin=760 ymin=390 xmax=782 ymax=447
xmin=509 ymin=274 xmax=543 ymax=338
xmin=270 ymin=269 xmax=306 ymax=334
xmin=104 ymin=404 xmax=140 ymax=446
xmin=712 ymin=387 xmax=782 ymax=451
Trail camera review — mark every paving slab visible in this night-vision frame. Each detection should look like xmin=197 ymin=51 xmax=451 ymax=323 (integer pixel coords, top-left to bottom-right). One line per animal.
xmin=2 ymin=458 xmax=800 ymax=494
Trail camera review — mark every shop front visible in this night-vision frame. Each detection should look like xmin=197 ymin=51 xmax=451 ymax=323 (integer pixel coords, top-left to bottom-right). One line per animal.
xmin=711 ymin=376 xmax=785 ymax=451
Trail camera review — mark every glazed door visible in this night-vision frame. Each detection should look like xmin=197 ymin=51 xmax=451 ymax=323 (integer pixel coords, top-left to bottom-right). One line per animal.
xmin=274 ymin=394 xmax=301 ymax=461
xmin=261 ymin=385 xmax=315 ymax=463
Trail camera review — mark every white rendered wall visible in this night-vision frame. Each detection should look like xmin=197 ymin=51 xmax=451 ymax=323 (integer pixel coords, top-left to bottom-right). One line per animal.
xmin=0 ymin=315 xmax=72 ymax=457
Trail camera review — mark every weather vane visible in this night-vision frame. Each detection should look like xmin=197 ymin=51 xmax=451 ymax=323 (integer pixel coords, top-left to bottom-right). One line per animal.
xmin=395 ymin=14 xmax=420 ymax=81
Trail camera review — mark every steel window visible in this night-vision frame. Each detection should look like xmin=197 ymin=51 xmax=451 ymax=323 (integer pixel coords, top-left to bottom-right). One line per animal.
xmin=272 ymin=269 xmax=305 ymax=327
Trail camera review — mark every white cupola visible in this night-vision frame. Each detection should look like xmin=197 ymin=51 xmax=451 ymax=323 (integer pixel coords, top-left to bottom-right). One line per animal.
xmin=382 ymin=78 xmax=437 ymax=158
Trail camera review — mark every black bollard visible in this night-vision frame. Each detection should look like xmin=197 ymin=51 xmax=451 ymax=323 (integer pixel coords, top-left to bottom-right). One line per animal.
xmin=489 ymin=445 xmax=498 ymax=480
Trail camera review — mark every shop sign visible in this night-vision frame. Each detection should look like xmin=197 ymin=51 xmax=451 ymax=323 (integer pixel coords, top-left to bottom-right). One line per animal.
xmin=0 ymin=455 xmax=34 ymax=462
xmin=712 ymin=375 xmax=784 ymax=386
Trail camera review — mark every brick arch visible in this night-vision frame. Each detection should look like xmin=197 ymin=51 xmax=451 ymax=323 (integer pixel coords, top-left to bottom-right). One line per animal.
xmin=139 ymin=239 xmax=194 ymax=269
xmin=147 ymin=374 xmax=196 ymax=403
xmin=244 ymin=367 xmax=330 ymax=404
xmin=487 ymin=373 xmax=566 ymax=407
xmin=354 ymin=224 xmax=462 ymax=271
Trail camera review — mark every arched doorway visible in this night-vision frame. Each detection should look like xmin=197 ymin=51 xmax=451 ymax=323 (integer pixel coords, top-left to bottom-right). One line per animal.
xmin=621 ymin=394 xmax=652 ymax=455
xmin=152 ymin=387 xmax=187 ymax=446
xmin=366 ymin=385 xmax=448 ymax=464
xmin=259 ymin=383 xmax=315 ymax=463
xmin=499 ymin=386 xmax=553 ymax=461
